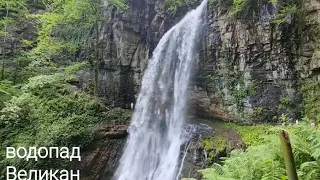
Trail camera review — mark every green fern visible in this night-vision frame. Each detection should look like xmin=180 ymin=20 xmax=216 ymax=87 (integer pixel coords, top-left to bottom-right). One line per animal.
xmin=200 ymin=124 xmax=320 ymax=180
xmin=300 ymin=161 xmax=320 ymax=180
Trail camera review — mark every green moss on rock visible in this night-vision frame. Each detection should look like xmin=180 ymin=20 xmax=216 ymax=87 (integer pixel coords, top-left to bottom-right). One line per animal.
xmin=202 ymin=136 xmax=230 ymax=164
xmin=222 ymin=123 xmax=270 ymax=146
xmin=164 ymin=0 xmax=200 ymax=14
xmin=301 ymin=80 xmax=320 ymax=123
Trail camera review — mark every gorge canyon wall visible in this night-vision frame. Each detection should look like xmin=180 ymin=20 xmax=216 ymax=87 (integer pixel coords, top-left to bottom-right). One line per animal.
xmin=93 ymin=0 xmax=320 ymax=124
xmin=1 ymin=0 xmax=320 ymax=179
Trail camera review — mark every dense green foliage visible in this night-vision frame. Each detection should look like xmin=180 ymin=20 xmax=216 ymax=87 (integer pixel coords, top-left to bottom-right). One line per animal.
xmin=231 ymin=0 xmax=300 ymax=22
xmin=30 ymin=0 xmax=126 ymax=60
xmin=0 ymin=63 xmax=131 ymax=178
xmin=200 ymin=124 xmax=320 ymax=180
xmin=224 ymin=124 xmax=270 ymax=146
xmin=0 ymin=0 xmax=128 ymax=90
xmin=0 ymin=0 xmax=131 ymax=178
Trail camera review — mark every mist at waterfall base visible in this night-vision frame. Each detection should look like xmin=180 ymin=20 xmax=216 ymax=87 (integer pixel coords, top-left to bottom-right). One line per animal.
xmin=113 ymin=0 xmax=208 ymax=179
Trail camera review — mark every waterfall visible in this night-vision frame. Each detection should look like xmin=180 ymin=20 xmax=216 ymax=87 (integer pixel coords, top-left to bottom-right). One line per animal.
xmin=113 ymin=0 xmax=208 ymax=179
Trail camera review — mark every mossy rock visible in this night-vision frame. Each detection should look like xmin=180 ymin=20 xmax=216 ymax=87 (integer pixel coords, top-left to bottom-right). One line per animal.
xmin=196 ymin=119 xmax=244 ymax=165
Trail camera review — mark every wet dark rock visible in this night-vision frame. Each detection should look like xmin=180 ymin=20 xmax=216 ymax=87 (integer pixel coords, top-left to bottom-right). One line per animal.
xmin=76 ymin=139 xmax=125 ymax=180
xmin=181 ymin=139 xmax=207 ymax=179
xmin=98 ymin=124 xmax=128 ymax=139
xmin=180 ymin=123 xmax=213 ymax=179
xmin=180 ymin=120 xmax=244 ymax=179
xmin=74 ymin=124 xmax=129 ymax=180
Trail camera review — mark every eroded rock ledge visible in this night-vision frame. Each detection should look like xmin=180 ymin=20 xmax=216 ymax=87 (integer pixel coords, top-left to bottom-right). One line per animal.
xmin=74 ymin=125 xmax=128 ymax=180
xmin=98 ymin=124 xmax=128 ymax=139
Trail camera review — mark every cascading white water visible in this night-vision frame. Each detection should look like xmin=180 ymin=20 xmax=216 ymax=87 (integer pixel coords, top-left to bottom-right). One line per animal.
xmin=113 ymin=0 xmax=208 ymax=179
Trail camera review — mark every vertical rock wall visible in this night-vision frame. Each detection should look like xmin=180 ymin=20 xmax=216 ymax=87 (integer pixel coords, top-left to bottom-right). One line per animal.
xmin=191 ymin=1 xmax=303 ymax=123
xmin=95 ymin=0 xmax=320 ymax=122
xmin=94 ymin=0 xmax=163 ymax=108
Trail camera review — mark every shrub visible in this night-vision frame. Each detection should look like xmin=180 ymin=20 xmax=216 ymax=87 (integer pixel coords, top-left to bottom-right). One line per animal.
xmin=0 ymin=64 xmax=131 ymax=177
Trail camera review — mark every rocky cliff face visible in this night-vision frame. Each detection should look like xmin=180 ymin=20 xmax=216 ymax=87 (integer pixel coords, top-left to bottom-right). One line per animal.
xmin=92 ymin=0 xmax=161 ymax=108
xmin=94 ymin=0 xmax=202 ymax=108
xmin=192 ymin=1 xmax=303 ymax=123
xmin=191 ymin=0 xmax=320 ymax=123
xmin=1 ymin=0 xmax=318 ymax=123
xmin=97 ymin=0 xmax=320 ymax=123
xmin=62 ymin=0 xmax=320 ymax=178
xmin=4 ymin=0 xmax=319 ymax=179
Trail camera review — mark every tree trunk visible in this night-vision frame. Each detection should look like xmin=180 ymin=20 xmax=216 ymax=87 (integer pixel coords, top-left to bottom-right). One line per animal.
xmin=280 ymin=131 xmax=299 ymax=180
